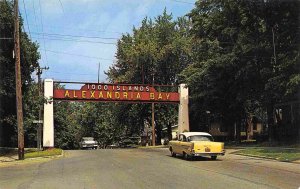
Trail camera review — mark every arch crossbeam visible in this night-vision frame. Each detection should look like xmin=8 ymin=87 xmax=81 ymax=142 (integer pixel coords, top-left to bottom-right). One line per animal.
xmin=43 ymin=79 xmax=189 ymax=148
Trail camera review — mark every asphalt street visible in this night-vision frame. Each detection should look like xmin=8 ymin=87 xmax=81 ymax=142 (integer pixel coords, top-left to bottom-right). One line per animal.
xmin=0 ymin=148 xmax=299 ymax=189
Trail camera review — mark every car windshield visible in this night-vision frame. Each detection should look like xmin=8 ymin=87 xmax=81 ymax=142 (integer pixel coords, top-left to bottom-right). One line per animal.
xmin=188 ymin=135 xmax=214 ymax=142
xmin=83 ymin=137 xmax=94 ymax=141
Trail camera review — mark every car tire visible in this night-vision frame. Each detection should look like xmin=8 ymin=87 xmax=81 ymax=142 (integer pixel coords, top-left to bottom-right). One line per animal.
xmin=170 ymin=148 xmax=176 ymax=157
xmin=171 ymin=151 xmax=176 ymax=157
xmin=183 ymin=152 xmax=191 ymax=161
xmin=211 ymin=156 xmax=217 ymax=160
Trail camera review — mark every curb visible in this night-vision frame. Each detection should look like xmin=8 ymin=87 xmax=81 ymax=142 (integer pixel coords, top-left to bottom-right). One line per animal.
xmin=232 ymin=152 xmax=300 ymax=164
xmin=26 ymin=150 xmax=64 ymax=160
xmin=0 ymin=150 xmax=64 ymax=163
xmin=138 ymin=145 xmax=168 ymax=149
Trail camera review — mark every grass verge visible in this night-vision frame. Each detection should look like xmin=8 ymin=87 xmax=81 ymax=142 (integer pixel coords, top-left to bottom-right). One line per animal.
xmin=233 ymin=148 xmax=300 ymax=162
xmin=138 ymin=145 xmax=168 ymax=149
xmin=25 ymin=148 xmax=63 ymax=159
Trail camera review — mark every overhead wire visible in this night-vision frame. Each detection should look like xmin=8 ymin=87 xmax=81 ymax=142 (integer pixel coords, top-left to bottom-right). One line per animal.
xmin=31 ymin=36 xmax=117 ymax=44
xmin=40 ymin=49 xmax=114 ymax=61
xmin=32 ymin=1 xmax=39 ymax=33
xmin=169 ymin=0 xmax=194 ymax=5
xmin=30 ymin=32 xmax=119 ymax=40
xmin=32 ymin=0 xmax=47 ymax=73
xmin=24 ymin=23 xmax=123 ymax=35
xmin=21 ymin=0 xmax=31 ymax=39
xmin=57 ymin=0 xmax=65 ymax=15
xmin=38 ymin=0 xmax=49 ymax=68
xmin=48 ymin=71 xmax=96 ymax=76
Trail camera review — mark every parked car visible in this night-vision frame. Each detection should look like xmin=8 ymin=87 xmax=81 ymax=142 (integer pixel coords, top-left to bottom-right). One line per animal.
xmin=169 ymin=132 xmax=225 ymax=160
xmin=107 ymin=143 xmax=119 ymax=149
xmin=79 ymin=137 xmax=98 ymax=149
xmin=119 ymin=138 xmax=133 ymax=148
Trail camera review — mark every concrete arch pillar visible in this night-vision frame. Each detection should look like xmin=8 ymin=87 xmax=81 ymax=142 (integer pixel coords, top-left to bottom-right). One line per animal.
xmin=43 ymin=79 xmax=54 ymax=148
xmin=178 ymin=84 xmax=189 ymax=135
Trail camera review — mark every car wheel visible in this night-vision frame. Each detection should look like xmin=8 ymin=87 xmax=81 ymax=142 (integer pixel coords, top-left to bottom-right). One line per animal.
xmin=183 ymin=152 xmax=191 ymax=161
xmin=171 ymin=151 xmax=176 ymax=157
xmin=211 ymin=156 xmax=217 ymax=160
xmin=169 ymin=147 xmax=176 ymax=157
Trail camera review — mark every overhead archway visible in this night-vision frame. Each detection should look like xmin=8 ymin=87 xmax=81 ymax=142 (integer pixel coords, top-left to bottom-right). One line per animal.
xmin=43 ymin=79 xmax=189 ymax=148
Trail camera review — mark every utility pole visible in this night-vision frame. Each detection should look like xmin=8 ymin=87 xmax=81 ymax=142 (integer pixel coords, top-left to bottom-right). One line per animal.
xmin=14 ymin=0 xmax=24 ymax=160
xmin=152 ymin=103 xmax=155 ymax=146
xmin=37 ymin=66 xmax=49 ymax=150
xmin=152 ymin=73 xmax=155 ymax=146
xmin=271 ymin=26 xmax=277 ymax=66
xmin=98 ymin=62 xmax=100 ymax=83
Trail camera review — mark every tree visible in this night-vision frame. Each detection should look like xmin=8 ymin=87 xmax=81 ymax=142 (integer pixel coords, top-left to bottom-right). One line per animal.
xmin=181 ymin=0 xmax=299 ymax=142
xmin=0 ymin=1 xmax=40 ymax=147
xmin=106 ymin=9 xmax=192 ymax=144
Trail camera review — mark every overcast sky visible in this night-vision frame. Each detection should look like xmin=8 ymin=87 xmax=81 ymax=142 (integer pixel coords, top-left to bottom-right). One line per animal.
xmin=19 ymin=0 xmax=196 ymax=84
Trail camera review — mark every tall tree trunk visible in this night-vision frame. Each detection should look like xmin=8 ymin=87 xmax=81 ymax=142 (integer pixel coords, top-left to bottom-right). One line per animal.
xmin=235 ymin=118 xmax=241 ymax=144
xmin=267 ymin=103 xmax=275 ymax=143
xmin=167 ymin=123 xmax=172 ymax=141
xmin=155 ymin=120 xmax=162 ymax=145
xmin=246 ymin=115 xmax=253 ymax=140
xmin=274 ymin=108 xmax=283 ymax=142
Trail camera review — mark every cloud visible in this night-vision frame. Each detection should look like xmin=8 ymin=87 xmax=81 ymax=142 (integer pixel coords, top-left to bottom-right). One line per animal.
xmin=24 ymin=0 xmax=195 ymax=82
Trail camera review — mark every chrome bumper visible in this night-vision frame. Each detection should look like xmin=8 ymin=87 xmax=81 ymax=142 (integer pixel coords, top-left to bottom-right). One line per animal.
xmin=190 ymin=150 xmax=225 ymax=157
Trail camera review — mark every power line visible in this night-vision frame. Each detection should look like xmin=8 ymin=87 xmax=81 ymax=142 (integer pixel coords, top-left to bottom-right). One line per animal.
xmin=57 ymin=0 xmax=65 ymax=15
xmin=38 ymin=0 xmax=49 ymax=68
xmin=31 ymin=36 xmax=117 ymax=45
xmin=47 ymin=78 xmax=101 ymax=82
xmin=32 ymin=0 xmax=39 ymax=30
xmin=21 ymin=0 xmax=31 ymax=39
xmin=48 ymin=71 xmax=98 ymax=76
xmin=24 ymin=23 xmax=123 ymax=35
xmin=32 ymin=0 xmax=46 ymax=67
xmin=30 ymin=32 xmax=118 ymax=40
xmin=169 ymin=0 xmax=194 ymax=5
xmin=40 ymin=49 xmax=114 ymax=60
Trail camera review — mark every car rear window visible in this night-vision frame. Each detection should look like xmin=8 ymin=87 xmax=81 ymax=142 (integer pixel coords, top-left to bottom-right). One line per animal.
xmin=188 ymin=135 xmax=214 ymax=142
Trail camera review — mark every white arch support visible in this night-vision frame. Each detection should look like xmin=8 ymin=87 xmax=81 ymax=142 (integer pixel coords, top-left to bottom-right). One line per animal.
xmin=43 ymin=79 xmax=54 ymax=148
xmin=178 ymin=84 xmax=189 ymax=134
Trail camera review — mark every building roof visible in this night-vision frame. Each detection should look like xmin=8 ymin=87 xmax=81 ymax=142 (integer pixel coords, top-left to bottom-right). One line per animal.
xmin=180 ymin=132 xmax=212 ymax=138
xmin=161 ymin=125 xmax=178 ymax=131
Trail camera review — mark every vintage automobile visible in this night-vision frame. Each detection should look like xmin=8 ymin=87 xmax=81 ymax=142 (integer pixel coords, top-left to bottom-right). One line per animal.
xmin=169 ymin=132 xmax=225 ymax=160
xmin=79 ymin=137 xmax=98 ymax=149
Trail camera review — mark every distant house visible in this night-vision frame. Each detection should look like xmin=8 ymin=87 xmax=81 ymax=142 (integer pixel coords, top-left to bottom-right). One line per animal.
xmin=274 ymin=100 xmax=300 ymax=142
xmin=161 ymin=125 xmax=178 ymax=140
xmin=208 ymin=116 xmax=266 ymax=141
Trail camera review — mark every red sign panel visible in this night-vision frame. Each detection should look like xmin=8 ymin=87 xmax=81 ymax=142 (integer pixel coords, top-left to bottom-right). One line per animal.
xmin=53 ymin=83 xmax=179 ymax=103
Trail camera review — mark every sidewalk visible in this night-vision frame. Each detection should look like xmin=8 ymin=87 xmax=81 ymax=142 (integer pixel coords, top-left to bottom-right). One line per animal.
xmin=0 ymin=154 xmax=18 ymax=162
xmin=225 ymin=147 xmax=300 ymax=164
xmin=0 ymin=148 xmax=18 ymax=162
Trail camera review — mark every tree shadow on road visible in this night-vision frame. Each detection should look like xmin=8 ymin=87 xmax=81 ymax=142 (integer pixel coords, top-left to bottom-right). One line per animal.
xmin=167 ymin=154 xmax=222 ymax=161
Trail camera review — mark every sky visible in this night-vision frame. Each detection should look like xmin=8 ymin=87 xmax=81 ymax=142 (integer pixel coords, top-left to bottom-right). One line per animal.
xmin=19 ymin=0 xmax=196 ymax=85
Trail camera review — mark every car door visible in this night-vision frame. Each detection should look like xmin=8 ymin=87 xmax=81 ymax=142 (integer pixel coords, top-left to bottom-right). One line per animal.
xmin=180 ymin=135 xmax=190 ymax=154
xmin=176 ymin=134 xmax=186 ymax=154
xmin=172 ymin=134 xmax=182 ymax=154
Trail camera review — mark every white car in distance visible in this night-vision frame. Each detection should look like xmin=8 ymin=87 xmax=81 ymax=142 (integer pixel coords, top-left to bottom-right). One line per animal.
xmin=79 ymin=137 xmax=98 ymax=149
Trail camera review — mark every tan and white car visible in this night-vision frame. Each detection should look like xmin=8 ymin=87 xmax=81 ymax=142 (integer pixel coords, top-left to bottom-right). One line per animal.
xmin=169 ymin=132 xmax=225 ymax=160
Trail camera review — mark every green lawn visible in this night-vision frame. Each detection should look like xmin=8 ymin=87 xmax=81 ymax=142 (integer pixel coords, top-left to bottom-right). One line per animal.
xmin=233 ymin=148 xmax=300 ymax=162
xmin=25 ymin=148 xmax=63 ymax=159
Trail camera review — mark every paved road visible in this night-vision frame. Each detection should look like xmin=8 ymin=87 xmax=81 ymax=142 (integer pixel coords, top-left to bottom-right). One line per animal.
xmin=0 ymin=148 xmax=299 ymax=189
